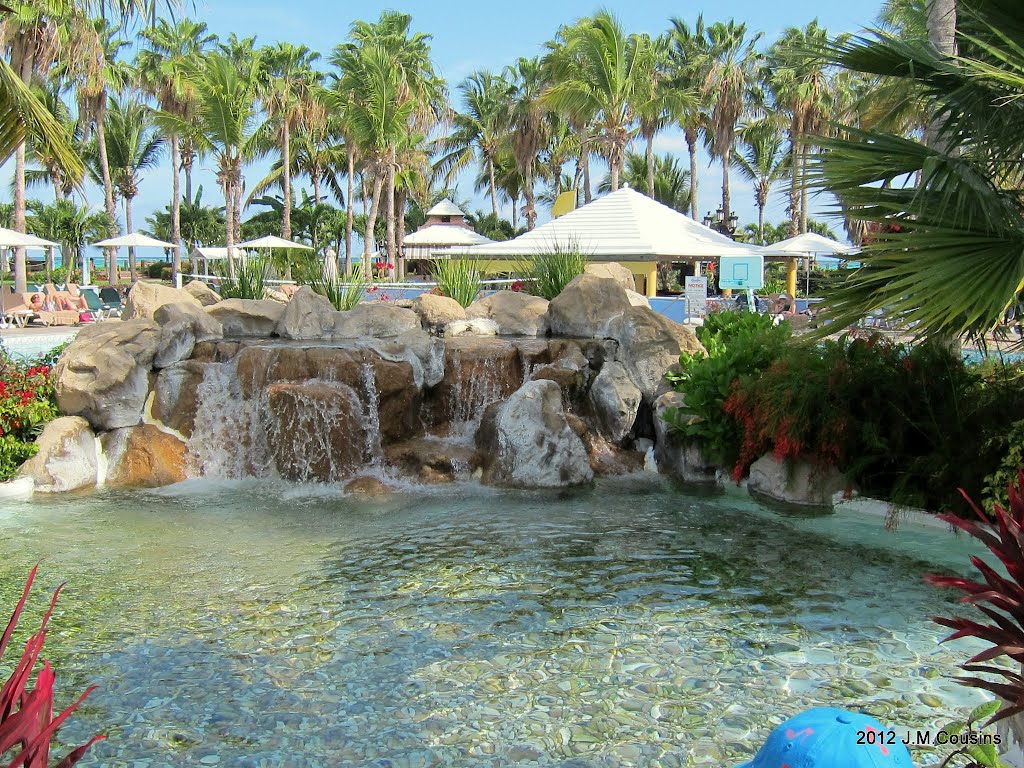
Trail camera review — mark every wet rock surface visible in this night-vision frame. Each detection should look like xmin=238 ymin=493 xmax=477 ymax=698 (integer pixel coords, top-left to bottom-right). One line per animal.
xmin=18 ymin=416 xmax=98 ymax=492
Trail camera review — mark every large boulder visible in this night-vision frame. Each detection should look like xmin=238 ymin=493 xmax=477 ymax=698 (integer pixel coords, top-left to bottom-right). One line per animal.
xmin=153 ymin=302 xmax=223 ymax=369
xmin=747 ymin=453 xmax=848 ymax=507
xmin=384 ymin=436 xmax=481 ymax=483
xmin=430 ymin=337 xmax=523 ymax=429
xmin=54 ymin=319 xmax=161 ymax=430
xmin=122 ymin=281 xmax=202 ymax=320
xmin=605 ymin=306 xmax=704 ymax=402
xmin=466 ymin=291 xmax=550 ymax=336
xmin=544 ymin=274 xmax=631 ymax=338
xmin=19 ymin=416 xmax=98 ymax=493
xmin=102 ymin=424 xmax=189 ymax=487
xmin=475 ymin=379 xmax=593 ymax=488
xmin=584 ymin=262 xmax=636 ymax=292
xmin=363 ymin=329 xmax=445 ymax=389
xmin=207 ymin=299 xmax=285 ymax=337
xmin=183 ymin=280 xmax=221 ymax=306
xmin=588 ymin=361 xmax=642 ymax=444
xmin=652 ymin=391 xmax=717 ymax=484
xmin=625 ymin=290 xmax=650 ymax=308
xmin=411 ymin=294 xmax=466 ymax=335
xmin=333 ymin=303 xmax=419 ymax=339
xmin=443 ymin=318 xmax=498 ymax=337
xmin=275 ymin=286 xmax=338 ymax=340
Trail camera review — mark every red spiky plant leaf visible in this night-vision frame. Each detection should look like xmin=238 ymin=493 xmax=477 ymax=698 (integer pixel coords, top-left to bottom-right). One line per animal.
xmin=927 ymin=470 xmax=1024 ymax=724
xmin=0 ymin=566 xmax=104 ymax=768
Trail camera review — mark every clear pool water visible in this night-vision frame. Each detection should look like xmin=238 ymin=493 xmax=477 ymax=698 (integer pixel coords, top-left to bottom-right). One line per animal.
xmin=0 ymin=330 xmax=77 ymax=361
xmin=0 ymin=477 xmax=990 ymax=767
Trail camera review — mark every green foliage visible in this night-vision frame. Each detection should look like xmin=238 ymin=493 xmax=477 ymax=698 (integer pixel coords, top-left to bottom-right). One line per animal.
xmin=721 ymin=336 xmax=1024 ymax=511
xmin=0 ymin=347 xmax=59 ymax=481
xmin=664 ymin=311 xmax=791 ymax=469
xmin=518 ymin=241 xmax=588 ymax=300
xmin=429 ymin=258 xmax=481 ymax=308
xmin=293 ymin=252 xmax=368 ymax=311
xmin=217 ymin=253 xmax=270 ymax=300
xmin=931 ymin=701 xmax=1007 ymax=768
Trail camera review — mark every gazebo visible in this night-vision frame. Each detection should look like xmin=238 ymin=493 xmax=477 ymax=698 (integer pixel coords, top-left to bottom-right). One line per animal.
xmin=403 ymin=200 xmax=493 ymax=264
xmin=451 ymin=186 xmax=759 ymax=297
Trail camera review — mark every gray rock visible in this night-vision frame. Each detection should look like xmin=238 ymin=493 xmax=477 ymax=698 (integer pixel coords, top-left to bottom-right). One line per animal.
xmin=18 ymin=416 xmax=98 ymax=492
xmin=153 ymin=302 xmax=223 ymax=369
xmin=747 ymin=452 xmax=848 ymax=507
xmin=606 ymin=306 xmax=704 ymax=402
xmin=122 ymin=280 xmax=202 ymax=320
xmin=476 ymin=379 xmax=593 ymax=488
xmin=652 ymin=391 xmax=717 ymax=484
xmin=183 ymin=280 xmax=221 ymax=306
xmin=411 ymin=294 xmax=466 ymax=335
xmin=332 ymin=302 xmax=419 ymax=338
xmin=443 ymin=318 xmax=499 ymax=337
xmin=54 ymin=319 xmax=161 ymax=430
xmin=207 ymin=299 xmax=286 ymax=337
xmin=466 ymin=291 xmax=550 ymax=336
xmin=625 ymin=289 xmax=650 ymax=308
xmin=275 ymin=285 xmax=337 ymax=340
xmin=588 ymin=361 xmax=641 ymax=443
xmin=362 ymin=328 xmax=445 ymax=389
xmin=544 ymin=274 xmax=631 ymax=337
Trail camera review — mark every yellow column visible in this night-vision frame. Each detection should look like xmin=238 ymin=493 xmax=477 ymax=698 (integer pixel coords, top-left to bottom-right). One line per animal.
xmin=786 ymin=257 xmax=798 ymax=297
xmin=646 ymin=264 xmax=657 ymax=298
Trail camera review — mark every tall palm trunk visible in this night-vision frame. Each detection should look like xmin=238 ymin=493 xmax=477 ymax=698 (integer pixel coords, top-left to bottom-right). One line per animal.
xmin=580 ymin=130 xmax=592 ymax=203
xmin=96 ymin=115 xmax=118 ymax=284
xmin=170 ymin=135 xmax=182 ymax=285
xmin=183 ymin=147 xmax=194 ymax=203
xmin=345 ymin=145 xmax=355 ymax=275
xmin=488 ymin=159 xmax=498 ymax=217
xmin=312 ymin=173 xmax=322 ymax=207
xmin=281 ymin=122 xmax=292 ymax=241
xmin=644 ymin=129 xmax=656 ymax=197
xmin=397 ymin=188 xmax=407 ymax=281
xmin=364 ymin=171 xmax=383 ymax=262
xmin=385 ymin=152 xmax=396 ymax=280
xmin=788 ymin=134 xmax=801 ymax=237
xmin=799 ymin=144 xmax=809 ymax=233
xmin=511 ymin=196 xmax=518 ymax=231
xmin=926 ymin=0 xmax=957 ymax=151
xmin=223 ymin=175 xmax=236 ymax=279
xmin=233 ymin=180 xmax=243 ymax=245
xmin=126 ymin=197 xmax=137 ymax=282
xmin=721 ymin=147 xmax=731 ymax=221
xmin=757 ymin=197 xmax=766 ymax=245
xmin=13 ymin=47 xmax=32 ymax=294
xmin=609 ymin=145 xmax=621 ymax=192
xmin=685 ymin=127 xmax=699 ymax=220
xmin=524 ymin=168 xmax=537 ymax=230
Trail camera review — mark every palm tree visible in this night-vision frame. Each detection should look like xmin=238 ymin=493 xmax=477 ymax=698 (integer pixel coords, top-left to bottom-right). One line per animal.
xmin=635 ymin=34 xmax=693 ymax=199
xmin=598 ymin=152 xmax=691 ymax=213
xmin=96 ymin=96 xmax=164 ymax=282
xmin=260 ymin=42 xmax=323 ymax=247
xmin=542 ymin=11 xmax=653 ymax=192
xmin=812 ymin=0 xmax=1024 ymax=339
xmin=669 ymin=16 xmax=712 ymax=220
xmin=137 ymin=17 xmax=217 ymax=285
xmin=25 ymin=84 xmax=83 ymax=202
xmin=702 ymin=20 xmax=762 ymax=228
xmin=437 ymin=70 xmax=511 ymax=218
xmin=733 ymin=120 xmax=787 ymax=244
xmin=27 ymin=198 xmax=116 ymax=281
xmin=505 ymin=57 xmax=547 ymax=230
xmin=163 ymin=51 xmax=267 ymax=265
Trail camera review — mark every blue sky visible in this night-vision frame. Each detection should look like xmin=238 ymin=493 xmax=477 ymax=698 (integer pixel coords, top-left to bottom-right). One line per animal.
xmin=11 ymin=0 xmax=887 ymax=251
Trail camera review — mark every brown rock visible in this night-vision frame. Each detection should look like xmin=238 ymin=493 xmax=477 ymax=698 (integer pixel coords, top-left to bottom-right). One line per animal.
xmin=153 ymin=302 xmax=224 ymax=369
xmin=584 ymin=262 xmax=636 ymax=292
xmin=183 ymin=280 xmax=221 ymax=306
xmin=544 ymin=274 xmax=631 ymax=337
xmin=332 ymin=302 xmax=419 ymax=338
xmin=384 ymin=436 xmax=481 ymax=483
xmin=344 ymin=475 xmax=395 ymax=496
xmin=151 ymin=360 xmax=209 ymax=438
xmin=265 ymin=381 xmax=366 ymax=482
xmin=103 ymin=424 xmax=189 ymax=487
xmin=606 ymin=306 xmax=704 ymax=402
xmin=207 ymin=299 xmax=286 ymax=337
xmin=465 ymin=291 xmax=549 ymax=336
xmin=411 ymin=294 xmax=467 ymax=335
xmin=275 ymin=285 xmax=338 ymax=339
xmin=19 ymin=416 xmax=98 ymax=493
xmin=429 ymin=337 xmax=523 ymax=428
xmin=190 ymin=340 xmax=242 ymax=363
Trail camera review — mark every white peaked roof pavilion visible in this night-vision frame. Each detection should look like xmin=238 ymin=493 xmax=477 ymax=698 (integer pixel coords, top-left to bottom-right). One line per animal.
xmin=454 ymin=186 xmax=759 ymax=261
xmin=405 ymin=225 xmax=493 ymax=248
xmin=425 ymin=199 xmax=466 ymax=217
xmin=759 ymin=232 xmax=857 ymax=259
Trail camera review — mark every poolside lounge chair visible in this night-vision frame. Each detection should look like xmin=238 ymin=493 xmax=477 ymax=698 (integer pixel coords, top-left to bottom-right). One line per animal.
xmin=79 ymin=288 xmax=109 ymax=320
xmin=98 ymin=286 xmax=123 ymax=317
xmin=1 ymin=288 xmax=34 ymax=328
xmin=19 ymin=293 xmax=79 ymax=327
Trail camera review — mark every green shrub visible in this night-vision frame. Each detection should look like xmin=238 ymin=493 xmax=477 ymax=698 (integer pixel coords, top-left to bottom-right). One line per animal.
xmin=145 ymin=261 xmax=168 ymax=279
xmin=218 ymin=253 xmax=270 ymax=300
xmin=293 ymin=252 xmax=367 ymax=311
xmin=429 ymin=257 xmax=481 ymax=308
xmin=518 ymin=242 xmax=588 ymax=300
xmin=663 ymin=311 xmax=792 ymax=469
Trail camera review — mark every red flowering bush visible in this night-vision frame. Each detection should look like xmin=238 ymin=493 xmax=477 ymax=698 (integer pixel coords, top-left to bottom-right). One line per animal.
xmin=0 ymin=353 xmax=59 ymax=482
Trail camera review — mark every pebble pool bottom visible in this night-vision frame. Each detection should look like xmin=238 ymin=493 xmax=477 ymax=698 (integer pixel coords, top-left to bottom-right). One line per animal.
xmin=0 ymin=476 xmax=991 ymax=767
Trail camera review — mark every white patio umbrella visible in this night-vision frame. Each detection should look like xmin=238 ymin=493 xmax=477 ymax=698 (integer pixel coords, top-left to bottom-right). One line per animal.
xmin=0 ymin=228 xmax=60 ymax=285
xmin=760 ymin=232 xmax=859 ymax=294
xmin=92 ymin=232 xmax=180 ymax=286
xmin=237 ymin=235 xmax=313 ymax=283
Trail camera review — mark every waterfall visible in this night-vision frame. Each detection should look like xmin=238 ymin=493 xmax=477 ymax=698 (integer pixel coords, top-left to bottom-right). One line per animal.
xmin=187 ymin=359 xmax=269 ymax=479
xmin=358 ymin=362 xmax=384 ymax=468
xmin=445 ymin=349 xmax=517 ymax=440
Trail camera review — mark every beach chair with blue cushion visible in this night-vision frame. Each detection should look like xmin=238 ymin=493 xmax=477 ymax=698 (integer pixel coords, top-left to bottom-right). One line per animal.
xmin=98 ymin=287 xmax=123 ymax=317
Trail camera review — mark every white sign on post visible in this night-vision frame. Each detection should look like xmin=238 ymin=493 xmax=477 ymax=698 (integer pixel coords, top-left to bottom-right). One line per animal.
xmin=684 ymin=276 xmax=708 ymax=318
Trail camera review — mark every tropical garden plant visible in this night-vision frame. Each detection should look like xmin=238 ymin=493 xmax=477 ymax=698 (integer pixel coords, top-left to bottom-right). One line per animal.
xmin=429 ymin=257 xmax=481 ymax=308
xmin=518 ymin=241 xmax=587 ymax=301
xmin=293 ymin=251 xmax=367 ymax=311
xmin=0 ymin=348 xmax=58 ymax=482
xmin=216 ymin=253 xmax=270 ymax=301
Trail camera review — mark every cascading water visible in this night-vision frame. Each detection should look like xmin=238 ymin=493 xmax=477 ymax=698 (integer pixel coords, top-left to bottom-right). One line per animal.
xmin=187 ymin=359 xmax=269 ymax=479
xmin=445 ymin=350 xmax=518 ymax=440
xmin=358 ymin=361 xmax=384 ymax=468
